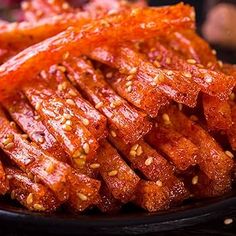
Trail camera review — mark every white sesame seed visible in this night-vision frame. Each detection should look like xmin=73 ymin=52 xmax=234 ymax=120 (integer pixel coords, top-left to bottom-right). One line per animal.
xmin=64 ymin=113 xmax=71 ymax=119
xmin=4 ymin=142 xmax=14 ymax=149
xmin=26 ymin=193 xmax=33 ymax=205
xmin=182 ymin=71 xmax=192 ymax=78
xmin=83 ymin=143 xmax=90 ymax=154
xmin=125 ymin=81 xmax=133 ymax=87
xmin=106 ymin=72 xmax=113 ymax=78
xmin=230 ymin=93 xmax=235 ymax=101
xmin=187 ymin=59 xmax=196 ymax=64
xmin=129 ymin=67 xmax=137 ymax=74
xmin=207 ymin=62 xmax=213 ymax=68
xmin=192 ymin=175 xmax=198 ymax=185
xmin=131 ymin=144 xmax=139 ymax=151
xmin=95 ymin=102 xmax=103 ymax=109
xmin=178 ymin=103 xmax=183 ymax=111
xmin=108 ymin=170 xmax=118 ymax=176
xmin=65 ymin=119 xmax=72 ymax=126
xmin=165 ymin=57 xmax=171 ymax=64
xmin=225 ymin=150 xmax=234 ymax=158
xmin=34 ymin=204 xmax=45 ymax=211
xmin=68 ymin=89 xmax=77 ymax=97
xmin=145 ymin=156 xmax=153 ymax=166
xmin=34 ymin=115 xmax=40 ymax=121
xmin=212 ymin=49 xmax=217 ymax=55
xmin=136 ymin=145 xmax=143 ymax=156
xmin=166 ymin=70 xmax=173 ymax=76
xmin=66 ymin=99 xmax=76 ymax=106
xmin=57 ymin=65 xmax=66 ymax=72
xmin=110 ymin=130 xmax=117 ymax=138
xmin=21 ymin=1 xmax=30 ymax=10
xmin=40 ymin=70 xmax=47 ymax=79
xmin=190 ymin=115 xmax=198 ymax=121
xmin=6 ymin=175 xmax=13 ymax=180
xmin=62 ymin=124 xmax=72 ymax=131
xmin=205 ymin=75 xmax=213 ymax=83
xmin=224 ymin=218 xmax=233 ymax=225
xmin=35 ymin=102 xmax=41 ymax=111
xmin=82 ymin=118 xmax=89 ymax=126
xmin=63 ymin=51 xmax=70 ymax=60
xmin=62 ymin=2 xmax=70 ymax=9
xmin=153 ymin=60 xmax=161 ymax=68
xmin=156 ymin=180 xmax=163 ymax=187
xmin=218 ymin=60 xmax=223 ymax=68
xmin=129 ymin=150 xmax=137 ymax=157
xmin=162 ymin=113 xmax=170 ymax=123
xmin=77 ymin=193 xmax=88 ymax=201
xmin=126 ymin=74 xmax=134 ymax=81
xmin=90 ymin=163 xmax=100 ymax=169
xmin=126 ymin=86 xmax=132 ymax=93
xmin=72 ymin=150 xmax=82 ymax=158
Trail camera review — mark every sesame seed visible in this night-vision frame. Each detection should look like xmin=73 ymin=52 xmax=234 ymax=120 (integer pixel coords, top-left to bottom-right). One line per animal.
xmin=21 ymin=1 xmax=30 ymax=10
xmin=192 ymin=175 xmax=198 ymax=185
xmin=131 ymin=144 xmax=139 ymax=151
xmin=153 ymin=60 xmax=161 ymax=68
xmin=40 ymin=70 xmax=47 ymax=79
xmin=62 ymin=124 xmax=72 ymax=131
xmin=34 ymin=115 xmax=41 ymax=121
xmin=190 ymin=115 xmax=198 ymax=121
xmin=108 ymin=170 xmax=118 ymax=176
xmin=125 ymin=81 xmax=133 ymax=87
xmin=0 ymin=67 xmax=6 ymax=72
xmin=110 ymin=130 xmax=117 ymax=137
xmin=62 ymin=2 xmax=70 ymax=9
xmin=178 ymin=103 xmax=183 ymax=111
xmin=207 ymin=62 xmax=213 ymax=68
xmin=218 ymin=60 xmax=223 ymax=68
xmin=35 ymin=102 xmax=41 ymax=111
xmin=68 ymin=89 xmax=77 ymax=97
xmin=26 ymin=193 xmax=33 ymax=205
xmin=136 ymin=145 xmax=143 ymax=156
xmin=126 ymin=74 xmax=134 ymax=81
xmin=57 ymin=65 xmax=66 ymax=72
xmin=166 ymin=70 xmax=173 ymax=76
xmin=10 ymin=121 xmax=16 ymax=128
xmin=106 ymin=72 xmax=113 ymax=79
xmin=230 ymin=93 xmax=235 ymax=101
xmin=60 ymin=116 xmax=66 ymax=124
xmin=187 ymin=59 xmax=196 ymax=64
xmin=37 ymin=136 xmax=45 ymax=144
xmin=77 ymin=193 xmax=88 ymax=201
xmin=129 ymin=67 xmax=137 ymax=74
xmin=82 ymin=118 xmax=89 ymax=126
xmin=224 ymin=218 xmax=233 ymax=225
xmin=65 ymin=119 xmax=72 ymax=126
xmin=63 ymin=51 xmax=70 ymax=60
xmin=34 ymin=204 xmax=45 ymax=211
xmin=225 ymin=150 xmax=234 ymax=158
xmin=46 ymin=162 xmax=55 ymax=173
xmin=66 ymin=99 xmax=76 ymax=106
xmin=74 ymin=158 xmax=85 ymax=167
xmin=165 ymin=57 xmax=171 ymax=64
xmin=162 ymin=113 xmax=170 ymax=123
xmin=83 ymin=143 xmax=90 ymax=154
xmin=6 ymin=175 xmax=13 ymax=180
xmin=72 ymin=150 xmax=82 ymax=158
xmin=212 ymin=49 xmax=217 ymax=55
xmin=205 ymin=75 xmax=213 ymax=83
xmin=182 ymin=71 xmax=192 ymax=78
xmin=126 ymin=86 xmax=132 ymax=93
xmin=156 ymin=180 xmax=163 ymax=187
xmin=129 ymin=150 xmax=137 ymax=157
xmin=145 ymin=156 xmax=153 ymax=166
xmin=197 ymin=64 xmax=204 ymax=68
xmin=90 ymin=163 xmax=100 ymax=169
xmin=95 ymin=102 xmax=103 ymax=109
xmin=64 ymin=113 xmax=71 ymax=119
xmin=4 ymin=142 xmax=14 ymax=149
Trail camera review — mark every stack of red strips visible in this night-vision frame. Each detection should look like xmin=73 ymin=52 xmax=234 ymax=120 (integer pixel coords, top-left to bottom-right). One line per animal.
xmin=0 ymin=0 xmax=235 ymax=214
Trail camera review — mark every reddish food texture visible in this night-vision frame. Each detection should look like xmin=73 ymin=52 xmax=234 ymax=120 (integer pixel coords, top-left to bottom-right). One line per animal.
xmin=227 ymin=103 xmax=236 ymax=150
xmin=0 ymin=4 xmax=194 ymax=101
xmin=146 ymin=124 xmax=198 ymax=171
xmin=2 ymin=93 xmax=69 ymax=163
xmin=164 ymin=106 xmax=233 ymax=185
xmin=24 ymin=83 xmax=99 ymax=167
xmin=22 ymin=0 xmax=75 ymax=22
xmin=187 ymin=171 xmax=232 ymax=198
xmin=203 ymin=94 xmax=232 ymax=130
xmin=141 ymin=39 xmax=235 ymax=99
xmin=166 ymin=30 xmax=218 ymax=68
xmin=0 ymin=107 xmax=70 ymax=201
xmin=97 ymin=141 xmax=140 ymax=203
xmin=133 ymin=180 xmax=171 ymax=212
xmin=109 ymin=136 xmax=175 ymax=182
xmin=64 ymin=56 xmax=152 ymax=143
xmin=0 ymin=160 xmax=9 ymax=195
xmin=91 ymin=45 xmax=200 ymax=108
xmin=97 ymin=182 xmax=122 ymax=213
xmin=6 ymin=167 xmax=60 ymax=212
xmin=67 ymin=170 xmax=101 ymax=212
xmin=41 ymin=66 xmax=108 ymax=141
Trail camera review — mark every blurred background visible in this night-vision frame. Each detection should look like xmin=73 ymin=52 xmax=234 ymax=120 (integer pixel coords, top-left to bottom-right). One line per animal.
xmin=0 ymin=0 xmax=235 ymax=63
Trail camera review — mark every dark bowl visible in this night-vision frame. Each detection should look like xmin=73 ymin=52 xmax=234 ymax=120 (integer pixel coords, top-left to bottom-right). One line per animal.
xmin=0 ymin=189 xmax=236 ymax=235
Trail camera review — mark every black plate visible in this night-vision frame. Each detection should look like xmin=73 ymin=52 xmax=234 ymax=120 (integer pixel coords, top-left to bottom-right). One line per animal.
xmin=0 ymin=190 xmax=236 ymax=235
